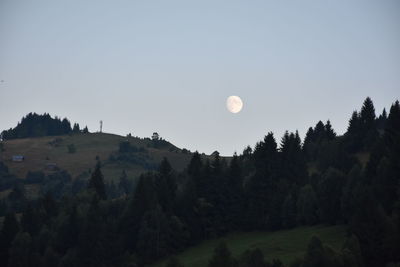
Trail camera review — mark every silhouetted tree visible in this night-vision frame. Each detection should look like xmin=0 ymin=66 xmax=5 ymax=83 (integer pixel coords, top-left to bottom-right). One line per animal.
xmin=7 ymin=232 xmax=35 ymax=267
xmin=72 ymin=123 xmax=80 ymax=133
xmin=165 ymin=256 xmax=185 ymax=267
xmin=208 ymin=242 xmax=236 ymax=267
xmin=297 ymin=185 xmax=318 ymax=225
xmin=0 ymin=212 xmax=19 ymax=265
xmin=118 ymin=170 xmax=131 ymax=196
xmin=281 ymin=193 xmax=297 ymax=228
xmin=88 ymin=162 xmax=107 ymax=200
xmin=239 ymin=248 xmax=268 ymax=267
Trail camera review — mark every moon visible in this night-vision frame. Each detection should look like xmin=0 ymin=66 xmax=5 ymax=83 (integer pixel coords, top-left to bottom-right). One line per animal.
xmin=226 ymin=96 xmax=243 ymax=113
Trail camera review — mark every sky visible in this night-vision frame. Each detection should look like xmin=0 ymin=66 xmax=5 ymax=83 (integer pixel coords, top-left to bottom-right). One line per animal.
xmin=0 ymin=0 xmax=399 ymax=156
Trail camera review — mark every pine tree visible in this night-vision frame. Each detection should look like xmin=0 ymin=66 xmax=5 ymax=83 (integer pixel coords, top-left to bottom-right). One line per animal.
xmin=157 ymin=158 xmax=177 ymax=214
xmin=41 ymin=191 xmax=58 ymax=219
xmin=42 ymin=247 xmax=61 ymax=267
xmin=314 ymin=121 xmax=326 ymax=141
xmin=54 ymin=204 xmax=79 ymax=253
xmin=20 ymin=203 xmax=42 ymax=235
xmin=376 ymin=108 xmax=387 ymax=130
xmin=118 ymin=170 xmax=130 ymax=196
xmin=302 ymin=236 xmax=325 ymax=267
xmin=208 ymin=242 xmax=236 ymax=267
xmin=280 ymin=131 xmax=307 ymax=185
xmin=7 ymin=232 xmax=34 ymax=267
xmin=324 ymin=120 xmax=336 ymax=140
xmin=246 ymin=132 xmax=278 ymax=230
xmin=303 ymin=127 xmax=316 ymax=159
xmin=341 ymin=164 xmax=362 ymax=222
xmin=0 ymin=212 xmax=19 ymax=265
xmin=225 ymin=154 xmax=244 ymax=230
xmin=360 ymin=97 xmax=378 ymax=149
xmin=360 ymin=97 xmax=376 ymax=128
xmin=136 ymin=207 xmax=171 ymax=262
xmin=88 ymin=162 xmax=107 ymax=200
xmin=61 ymin=118 xmax=72 ymax=134
xmin=297 ymin=185 xmax=318 ymax=225
xmin=0 ymin=212 xmax=19 ymax=247
xmin=281 ymin=193 xmax=297 ymax=228
xmin=72 ymin=123 xmax=80 ymax=133
xmin=188 ymin=151 xmax=202 ymax=177
xmin=317 ymin=168 xmax=345 ymax=224
xmin=121 ymin=172 xmax=158 ymax=250
xmin=165 ymin=257 xmax=185 ymax=267
xmin=239 ymin=248 xmax=267 ymax=267
xmin=341 ymin=234 xmax=364 ymax=267
xmin=346 ymin=110 xmax=364 ymax=152
xmin=347 ymin=111 xmax=361 ymax=134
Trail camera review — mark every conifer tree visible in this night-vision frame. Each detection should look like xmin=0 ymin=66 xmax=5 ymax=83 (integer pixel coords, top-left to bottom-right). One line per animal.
xmin=297 ymin=185 xmax=318 ymax=225
xmin=208 ymin=242 xmax=236 ymax=267
xmin=136 ymin=207 xmax=171 ymax=262
xmin=324 ymin=120 xmax=336 ymax=140
xmin=188 ymin=151 xmax=202 ymax=177
xmin=347 ymin=111 xmax=361 ymax=134
xmin=360 ymin=97 xmax=376 ymax=128
xmin=302 ymin=236 xmax=325 ymax=267
xmin=156 ymin=158 xmax=177 ymax=214
xmin=20 ymin=203 xmax=42 ymax=236
xmin=122 ymin=172 xmax=158 ymax=250
xmin=225 ymin=154 xmax=244 ymax=230
xmin=317 ymin=168 xmax=345 ymax=224
xmin=7 ymin=232 xmax=34 ymax=267
xmin=246 ymin=132 xmax=278 ymax=229
xmin=0 ymin=212 xmax=19 ymax=265
xmin=118 ymin=170 xmax=130 ymax=196
xmin=239 ymin=248 xmax=267 ymax=267
xmin=280 ymin=131 xmax=307 ymax=185
xmin=314 ymin=121 xmax=325 ymax=141
xmin=281 ymin=193 xmax=297 ymax=228
xmin=165 ymin=257 xmax=185 ymax=267
xmin=88 ymin=162 xmax=107 ymax=200
xmin=72 ymin=123 xmax=80 ymax=133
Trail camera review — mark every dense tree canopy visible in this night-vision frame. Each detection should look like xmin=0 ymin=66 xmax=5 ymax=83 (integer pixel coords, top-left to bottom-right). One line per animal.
xmin=1 ymin=113 xmax=88 ymax=140
xmin=0 ymin=97 xmax=399 ymax=267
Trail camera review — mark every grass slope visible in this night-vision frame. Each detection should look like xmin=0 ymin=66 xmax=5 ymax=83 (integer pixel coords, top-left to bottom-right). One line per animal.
xmin=151 ymin=225 xmax=347 ymax=267
xmin=0 ymin=133 xmax=199 ymax=181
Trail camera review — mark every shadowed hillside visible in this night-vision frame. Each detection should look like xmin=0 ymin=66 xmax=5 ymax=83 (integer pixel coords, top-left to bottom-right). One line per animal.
xmin=152 ymin=225 xmax=347 ymax=267
xmin=0 ymin=132 xmax=200 ymax=180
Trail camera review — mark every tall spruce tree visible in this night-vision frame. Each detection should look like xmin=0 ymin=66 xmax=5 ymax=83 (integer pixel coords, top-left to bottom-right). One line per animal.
xmin=297 ymin=185 xmax=318 ymax=225
xmin=360 ymin=97 xmax=376 ymax=129
xmin=0 ymin=212 xmax=19 ymax=265
xmin=88 ymin=162 xmax=107 ymax=200
xmin=208 ymin=242 xmax=236 ymax=267
xmin=121 ymin=172 xmax=158 ymax=250
xmin=157 ymin=157 xmax=177 ymax=214
xmin=246 ymin=132 xmax=278 ymax=230
xmin=118 ymin=170 xmax=130 ymax=196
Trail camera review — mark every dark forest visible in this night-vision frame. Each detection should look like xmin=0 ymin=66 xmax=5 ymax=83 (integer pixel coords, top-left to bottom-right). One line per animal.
xmin=1 ymin=97 xmax=399 ymax=267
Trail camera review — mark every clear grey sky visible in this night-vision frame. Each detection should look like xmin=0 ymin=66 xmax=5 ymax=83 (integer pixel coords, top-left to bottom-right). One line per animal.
xmin=1 ymin=0 xmax=399 ymax=156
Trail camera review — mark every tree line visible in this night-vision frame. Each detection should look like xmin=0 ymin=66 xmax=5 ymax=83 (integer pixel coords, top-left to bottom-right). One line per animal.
xmin=1 ymin=113 xmax=88 ymax=140
xmin=0 ymin=97 xmax=399 ymax=267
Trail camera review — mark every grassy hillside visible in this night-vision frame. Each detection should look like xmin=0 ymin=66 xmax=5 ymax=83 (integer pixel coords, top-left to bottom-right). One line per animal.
xmin=151 ymin=225 xmax=347 ymax=267
xmin=0 ymin=133 xmax=203 ymax=181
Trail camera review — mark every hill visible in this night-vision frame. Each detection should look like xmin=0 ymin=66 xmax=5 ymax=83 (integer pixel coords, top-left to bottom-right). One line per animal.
xmin=0 ymin=132 xmax=205 ymax=181
xmin=151 ymin=225 xmax=347 ymax=267
xmin=0 ymin=98 xmax=399 ymax=267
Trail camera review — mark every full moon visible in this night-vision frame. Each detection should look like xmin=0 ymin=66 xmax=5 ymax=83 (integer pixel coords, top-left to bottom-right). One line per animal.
xmin=226 ymin=96 xmax=243 ymax=113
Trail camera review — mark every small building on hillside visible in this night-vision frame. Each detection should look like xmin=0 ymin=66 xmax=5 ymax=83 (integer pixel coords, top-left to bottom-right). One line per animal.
xmin=45 ymin=163 xmax=58 ymax=171
xmin=152 ymin=132 xmax=159 ymax=140
xmin=12 ymin=155 xmax=25 ymax=162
